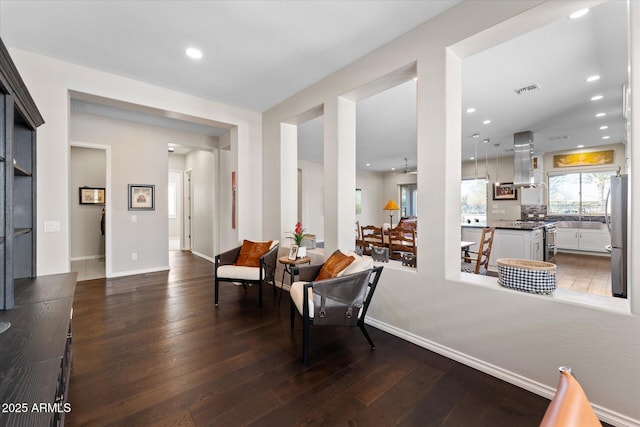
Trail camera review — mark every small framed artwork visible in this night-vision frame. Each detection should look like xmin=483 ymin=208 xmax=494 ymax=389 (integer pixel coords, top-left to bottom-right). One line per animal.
xmin=355 ymin=188 xmax=362 ymax=214
xmin=288 ymin=245 xmax=299 ymax=261
xmin=493 ymin=182 xmax=517 ymax=200
xmin=79 ymin=187 xmax=105 ymax=205
xmin=129 ymin=184 xmax=155 ymax=210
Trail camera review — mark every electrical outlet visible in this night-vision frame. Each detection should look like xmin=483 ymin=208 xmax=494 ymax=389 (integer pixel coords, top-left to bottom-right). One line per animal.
xmin=131 ymin=215 xmax=137 ymax=223
xmin=131 ymin=253 xmax=137 ymax=261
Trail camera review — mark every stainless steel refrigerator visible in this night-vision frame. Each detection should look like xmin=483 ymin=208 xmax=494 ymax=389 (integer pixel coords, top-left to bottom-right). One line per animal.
xmin=606 ymin=174 xmax=628 ymax=298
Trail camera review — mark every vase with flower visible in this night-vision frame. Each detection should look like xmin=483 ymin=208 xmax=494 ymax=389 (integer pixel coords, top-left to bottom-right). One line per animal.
xmin=288 ymin=222 xmax=307 ymax=258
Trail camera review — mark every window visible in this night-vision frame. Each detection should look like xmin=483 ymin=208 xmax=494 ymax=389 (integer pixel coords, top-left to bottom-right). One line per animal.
xmin=461 ymin=179 xmax=487 ymax=223
xmin=400 ymin=184 xmax=417 ymax=217
xmin=548 ymin=171 xmax=616 ymax=216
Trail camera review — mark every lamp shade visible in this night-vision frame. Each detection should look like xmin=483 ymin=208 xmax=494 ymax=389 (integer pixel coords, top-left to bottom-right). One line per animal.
xmin=383 ymin=199 xmax=400 ymax=211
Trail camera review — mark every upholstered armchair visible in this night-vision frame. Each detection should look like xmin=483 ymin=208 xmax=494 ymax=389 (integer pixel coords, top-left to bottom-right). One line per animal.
xmin=289 ymin=250 xmax=383 ymax=364
xmin=540 ymin=367 xmax=601 ymax=427
xmin=214 ymin=240 xmax=279 ymax=308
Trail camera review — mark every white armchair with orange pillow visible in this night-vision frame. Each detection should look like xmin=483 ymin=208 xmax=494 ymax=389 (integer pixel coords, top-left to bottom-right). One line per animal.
xmin=289 ymin=250 xmax=383 ymax=364
xmin=214 ymin=239 xmax=279 ymax=308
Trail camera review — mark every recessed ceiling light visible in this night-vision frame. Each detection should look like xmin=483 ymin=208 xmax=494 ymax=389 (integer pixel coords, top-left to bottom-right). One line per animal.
xmin=482 ymin=120 xmax=491 ymax=125
xmin=577 ymin=145 xmax=585 ymax=148
xmin=595 ymin=112 xmax=606 ymax=118
xmin=483 ymin=139 xmax=490 ymax=144
xmin=602 ymin=136 xmax=611 ymax=140
xmin=470 ymin=157 xmax=475 ymax=160
xmin=591 ymin=95 xmax=603 ymax=101
xmin=366 ymin=163 xmax=371 ymax=167
xmin=569 ymin=8 xmax=589 ymax=19
xmin=586 ymin=75 xmax=600 ymax=83
xmin=168 ymin=147 xmax=175 ymax=152
xmin=391 ymin=167 xmax=395 ymax=170
xmin=466 ymin=108 xmax=476 ymax=113
xmin=185 ymin=47 xmax=203 ymax=59
xmin=600 ymin=125 xmax=609 ymax=130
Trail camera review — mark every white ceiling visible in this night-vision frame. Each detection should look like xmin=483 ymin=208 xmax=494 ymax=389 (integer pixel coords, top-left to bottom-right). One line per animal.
xmin=0 ymin=1 xmax=628 ymax=168
xmin=298 ymin=1 xmax=629 ymax=172
xmin=0 ymin=0 xmax=458 ymax=112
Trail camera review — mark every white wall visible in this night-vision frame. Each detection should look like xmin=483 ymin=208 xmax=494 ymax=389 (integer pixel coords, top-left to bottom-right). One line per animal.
xmin=462 ymin=157 xmax=520 ymax=222
xmin=296 ymin=160 xmax=387 ymax=244
xmin=71 ymin=112 xmax=172 ymax=274
xmin=69 ymin=146 xmax=106 ymax=259
xmin=185 ymin=150 xmax=215 ymax=259
xmin=359 ymin=170 xmax=391 ymax=227
xmin=298 ymin=159 xmax=325 ymax=243
xmin=168 ymin=154 xmax=185 ymax=247
xmin=262 ymin=1 xmax=640 ymax=425
xmin=10 ymin=48 xmax=262 ymax=276
xmin=217 ymin=130 xmax=239 ymax=253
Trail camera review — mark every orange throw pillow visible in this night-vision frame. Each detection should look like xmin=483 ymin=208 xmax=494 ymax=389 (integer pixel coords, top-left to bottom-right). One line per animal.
xmin=235 ymin=240 xmax=273 ymax=267
xmin=316 ymin=250 xmax=355 ymax=281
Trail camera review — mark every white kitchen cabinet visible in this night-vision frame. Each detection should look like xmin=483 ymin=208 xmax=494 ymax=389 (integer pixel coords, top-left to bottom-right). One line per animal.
xmin=461 ymin=227 xmax=483 ymax=248
xmin=520 ymin=187 xmax=543 ymax=205
xmin=556 ymin=228 xmax=610 ymax=253
xmin=489 ymin=228 xmax=543 ymax=270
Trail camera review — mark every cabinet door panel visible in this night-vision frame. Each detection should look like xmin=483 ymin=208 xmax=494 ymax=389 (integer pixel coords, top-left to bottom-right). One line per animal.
xmin=556 ymin=229 xmax=579 ymax=250
xmin=579 ymin=229 xmax=610 ymax=253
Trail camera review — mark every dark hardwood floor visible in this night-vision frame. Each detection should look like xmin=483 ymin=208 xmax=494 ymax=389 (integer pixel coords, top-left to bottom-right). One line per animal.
xmin=65 ymin=251 xmax=579 ymax=426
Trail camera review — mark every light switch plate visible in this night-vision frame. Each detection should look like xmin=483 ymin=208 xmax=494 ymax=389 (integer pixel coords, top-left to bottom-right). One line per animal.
xmin=44 ymin=220 xmax=60 ymax=233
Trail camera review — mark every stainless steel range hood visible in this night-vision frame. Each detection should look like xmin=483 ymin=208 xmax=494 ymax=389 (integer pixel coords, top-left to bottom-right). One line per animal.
xmin=513 ymin=131 xmax=534 ymax=187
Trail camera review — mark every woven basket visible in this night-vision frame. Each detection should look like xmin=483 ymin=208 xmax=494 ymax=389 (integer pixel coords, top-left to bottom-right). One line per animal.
xmin=497 ymin=258 xmax=556 ymax=294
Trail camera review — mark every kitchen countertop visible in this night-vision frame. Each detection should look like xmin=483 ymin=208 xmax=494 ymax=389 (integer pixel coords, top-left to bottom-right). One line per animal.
xmin=462 ymin=220 xmax=556 ymax=231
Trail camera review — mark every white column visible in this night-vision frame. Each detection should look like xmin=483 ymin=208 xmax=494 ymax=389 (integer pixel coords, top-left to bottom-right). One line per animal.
xmin=323 ymin=96 xmax=356 ymax=254
xmin=280 ymin=122 xmax=298 ymax=246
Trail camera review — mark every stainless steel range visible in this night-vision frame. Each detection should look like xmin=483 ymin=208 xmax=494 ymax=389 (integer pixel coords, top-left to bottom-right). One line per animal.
xmin=544 ymin=223 xmax=557 ymax=262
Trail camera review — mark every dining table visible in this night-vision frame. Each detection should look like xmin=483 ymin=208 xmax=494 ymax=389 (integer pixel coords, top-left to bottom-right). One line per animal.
xmin=461 ymin=241 xmax=476 ymax=260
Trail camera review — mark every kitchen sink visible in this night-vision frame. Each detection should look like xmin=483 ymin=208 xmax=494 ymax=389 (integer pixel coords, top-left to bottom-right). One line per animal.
xmin=554 ymin=221 xmax=606 ymax=230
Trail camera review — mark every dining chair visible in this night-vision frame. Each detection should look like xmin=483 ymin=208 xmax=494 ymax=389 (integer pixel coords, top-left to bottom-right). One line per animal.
xmin=388 ymin=224 xmax=416 ymax=260
xmin=360 ymin=225 xmax=384 ymax=255
xmin=461 ymin=227 xmax=495 ymax=274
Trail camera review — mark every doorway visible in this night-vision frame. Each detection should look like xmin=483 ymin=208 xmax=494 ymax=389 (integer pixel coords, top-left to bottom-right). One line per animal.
xmin=69 ymin=143 xmax=109 ymax=280
xmin=168 ymin=170 xmax=182 ymax=250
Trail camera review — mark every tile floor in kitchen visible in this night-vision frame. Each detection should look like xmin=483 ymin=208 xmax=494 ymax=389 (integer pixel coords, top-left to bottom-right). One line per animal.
xmin=553 ymin=252 xmax=612 ymax=297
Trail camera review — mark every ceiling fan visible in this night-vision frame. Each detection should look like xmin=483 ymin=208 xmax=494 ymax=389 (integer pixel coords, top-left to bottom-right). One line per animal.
xmin=402 ymin=157 xmax=417 ymax=175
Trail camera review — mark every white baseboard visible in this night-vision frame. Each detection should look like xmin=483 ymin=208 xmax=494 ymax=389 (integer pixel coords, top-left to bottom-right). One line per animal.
xmin=108 ymin=265 xmax=170 ymax=278
xmin=192 ymin=251 xmax=215 ymax=263
xmin=364 ymin=317 xmax=640 ymax=427
xmin=70 ymin=255 xmax=105 ymax=261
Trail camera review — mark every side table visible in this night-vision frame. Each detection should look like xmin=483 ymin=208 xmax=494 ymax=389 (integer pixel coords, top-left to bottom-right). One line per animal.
xmin=278 ymin=255 xmax=311 ymax=308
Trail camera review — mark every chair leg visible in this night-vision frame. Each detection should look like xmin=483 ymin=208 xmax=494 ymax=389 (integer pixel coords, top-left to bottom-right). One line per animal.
xmin=290 ymin=302 xmax=295 ymax=330
xmin=214 ymin=278 xmax=219 ymax=306
xmin=258 ymin=282 xmax=262 ymax=308
xmin=358 ymin=322 xmax=375 ymax=350
xmin=302 ymin=317 xmax=309 ymax=365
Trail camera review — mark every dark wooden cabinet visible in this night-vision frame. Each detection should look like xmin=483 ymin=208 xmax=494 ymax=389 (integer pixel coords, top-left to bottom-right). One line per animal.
xmin=0 ymin=37 xmax=43 ymax=310
xmin=0 ymin=273 xmax=77 ymax=426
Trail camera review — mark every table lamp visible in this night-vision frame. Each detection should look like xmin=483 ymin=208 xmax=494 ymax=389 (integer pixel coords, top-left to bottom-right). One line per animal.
xmin=383 ymin=199 xmax=400 ymax=230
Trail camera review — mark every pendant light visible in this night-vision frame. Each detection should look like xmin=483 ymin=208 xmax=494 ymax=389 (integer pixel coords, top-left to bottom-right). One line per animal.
xmin=483 ymin=139 xmax=490 ymax=181
xmin=474 ymin=139 xmax=479 ymax=179
xmin=494 ymin=143 xmax=500 ymax=186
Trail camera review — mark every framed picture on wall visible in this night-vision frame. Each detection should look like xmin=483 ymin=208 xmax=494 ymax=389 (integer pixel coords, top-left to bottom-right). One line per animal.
xmin=128 ymin=184 xmax=155 ymax=210
xmin=493 ymin=182 xmax=517 ymax=200
xmin=355 ymin=188 xmax=362 ymax=214
xmin=79 ymin=187 xmax=105 ymax=205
